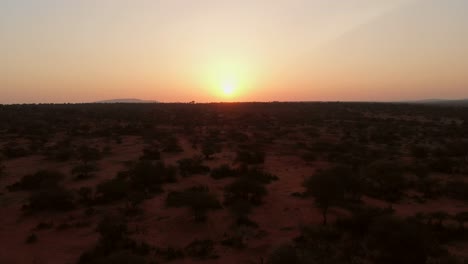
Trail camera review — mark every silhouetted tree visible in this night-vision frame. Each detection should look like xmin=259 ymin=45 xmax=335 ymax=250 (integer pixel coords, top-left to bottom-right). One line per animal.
xmin=72 ymin=162 xmax=99 ymax=180
xmin=140 ymin=144 xmax=161 ymax=160
xmin=267 ymin=245 xmax=301 ymax=264
xmin=210 ymin=164 xmax=237 ymax=179
xmin=304 ymin=168 xmax=345 ymax=225
xmin=8 ymin=170 xmax=65 ymax=191
xmin=363 ymin=160 xmax=406 ymax=203
xmin=162 ymin=136 xmax=183 ymax=153
xmin=27 ymin=186 xmax=75 ymax=212
xmin=166 ymin=186 xmax=221 ymax=222
xmin=202 ymin=140 xmax=221 ymax=159
xmin=366 ymin=216 xmax=435 ymax=264
xmin=185 ymin=239 xmax=216 ymax=259
xmin=96 ymin=177 xmax=130 ymax=202
xmin=0 ymin=162 xmax=5 ymax=178
xmin=177 ymin=156 xmax=210 ymax=177
xmin=224 ymin=177 xmax=267 ymax=207
xmin=78 ymin=145 xmax=102 ymax=164
xmin=454 ymin=212 xmax=468 ymax=230
xmin=431 ymin=211 xmax=449 ymax=228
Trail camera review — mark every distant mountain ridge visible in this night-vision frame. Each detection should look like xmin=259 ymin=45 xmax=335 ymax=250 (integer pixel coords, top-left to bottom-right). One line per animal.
xmin=95 ymin=98 xmax=158 ymax=103
xmin=408 ymin=99 xmax=468 ymax=106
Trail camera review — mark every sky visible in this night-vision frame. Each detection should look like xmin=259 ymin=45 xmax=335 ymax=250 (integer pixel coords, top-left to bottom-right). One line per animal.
xmin=1 ymin=0 xmax=468 ymax=103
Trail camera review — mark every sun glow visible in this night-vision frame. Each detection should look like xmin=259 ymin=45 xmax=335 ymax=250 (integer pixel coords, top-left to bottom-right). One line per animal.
xmin=198 ymin=56 xmax=260 ymax=101
xmin=221 ymin=80 xmax=236 ymax=97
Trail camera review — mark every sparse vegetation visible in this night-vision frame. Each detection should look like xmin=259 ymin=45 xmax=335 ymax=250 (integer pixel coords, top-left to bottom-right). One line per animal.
xmin=1 ymin=103 xmax=468 ymax=263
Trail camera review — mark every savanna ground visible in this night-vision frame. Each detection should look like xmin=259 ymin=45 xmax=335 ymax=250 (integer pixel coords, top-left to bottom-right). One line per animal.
xmin=0 ymin=102 xmax=467 ymax=264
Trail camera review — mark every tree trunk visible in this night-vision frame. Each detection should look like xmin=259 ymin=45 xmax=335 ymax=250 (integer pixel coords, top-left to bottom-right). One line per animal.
xmin=322 ymin=207 xmax=328 ymax=225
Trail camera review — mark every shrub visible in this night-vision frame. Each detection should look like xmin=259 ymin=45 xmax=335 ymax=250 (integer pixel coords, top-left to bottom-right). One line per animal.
xmin=166 ymin=186 xmax=221 ymax=222
xmin=177 ymin=156 xmax=210 ymax=177
xmin=201 ymin=140 xmax=221 ymax=159
xmin=72 ymin=162 xmax=99 ymax=180
xmin=210 ymin=164 xmax=237 ymax=179
xmin=27 ymin=186 xmax=75 ymax=212
xmin=444 ymin=180 xmax=468 ymax=201
xmin=129 ymin=161 xmax=177 ymax=192
xmin=224 ymin=177 xmax=267 ymax=207
xmin=238 ymin=166 xmax=278 ymax=184
xmin=78 ymin=216 xmax=150 ymax=264
xmin=2 ymin=142 xmax=29 ymax=159
xmin=162 ymin=136 xmax=183 ymax=153
xmin=410 ymin=144 xmax=430 ymax=159
xmin=362 ymin=160 xmax=407 ymax=202
xmin=77 ymin=145 xmax=102 ymax=163
xmin=236 ymin=149 xmax=265 ymax=164
xmin=267 ymin=245 xmax=301 ymax=264
xmin=185 ymin=239 xmax=217 ymax=259
xmin=366 ymin=216 xmax=437 ymax=264
xmin=0 ymin=163 xmax=5 ymax=178
xmin=304 ymin=167 xmax=346 ymax=225
xmin=8 ymin=170 xmax=65 ymax=191
xmin=156 ymin=247 xmax=184 ymax=261
xmin=140 ymin=144 xmax=161 ymax=160
xmin=89 ymin=250 xmax=146 ymax=264
xmin=96 ymin=177 xmax=130 ymax=203
xmin=78 ymin=186 xmax=94 ymax=205
xmin=25 ymin=233 xmax=38 ymax=244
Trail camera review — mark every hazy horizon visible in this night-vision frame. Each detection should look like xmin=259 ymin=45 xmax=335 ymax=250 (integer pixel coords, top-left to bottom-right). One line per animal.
xmin=2 ymin=0 xmax=468 ymax=104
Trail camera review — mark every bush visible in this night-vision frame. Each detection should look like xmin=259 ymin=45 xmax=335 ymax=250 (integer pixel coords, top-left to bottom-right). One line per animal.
xmin=98 ymin=177 xmax=129 ymax=202
xmin=185 ymin=239 xmax=217 ymax=259
xmin=78 ymin=216 xmax=150 ymax=264
xmin=177 ymin=156 xmax=210 ymax=177
xmin=27 ymin=186 xmax=75 ymax=212
xmin=202 ymin=140 xmax=221 ymax=159
xmin=77 ymin=145 xmax=102 ymax=163
xmin=167 ymin=186 xmax=221 ymax=221
xmin=156 ymin=247 xmax=184 ymax=261
xmin=236 ymin=149 xmax=265 ymax=164
xmin=444 ymin=180 xmax=468 ymax=201
xmin=8 ymin=170 xmax=65 ymax=191
xmin=0 ymin=163 xmax=5 ymax=178
xmin=89 ymin=250 xmax=146 ymax=264
xmin=161 ymin=136 xmax=183 ymax=153
xmin=366 ymin=216 xmax=437 ymax=264
xmin=140 ymin=144 xmax=160 ymax=160
xmin=224 ymin=177 xmax=267 ymax=207
xmin=129 ymin=161 xmax=177 ymax=192
xmin=362 ymin=160 xmax=407 ymax=202
xmin=210 ymin=164 xmax=238 ymax=179
xmin=238 ymin=166 xmax=278 ymax=184
xmin=72 ymin=162 xmax=99 ymax=180
xmin=25 ymin=233 xmax=38 ymax=244
xmin=78 ymin=186 xmax=94 ymax=205
xmin=2 ymin=142 xmax=29 ymax=159
xmin=267 ymin=245 xmax=301 ymax=264
xmin=410 ymin=144 xmax=429 ymax=159
xmin=304 ymin=167 xmax=346 ymax=225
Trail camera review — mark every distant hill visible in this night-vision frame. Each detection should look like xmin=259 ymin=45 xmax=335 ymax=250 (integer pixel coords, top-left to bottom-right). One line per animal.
xmin=409 ymin=99 xmax=468 ymax=106
xmin=95 ymin=98 xmax=158 ymax=104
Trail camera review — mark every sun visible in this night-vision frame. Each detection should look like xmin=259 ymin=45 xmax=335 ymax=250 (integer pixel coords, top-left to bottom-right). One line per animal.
xmin=199 ymin=58 xmax=255 ymax=100
xmin=222 ymin=82 xmax=236 ymax=96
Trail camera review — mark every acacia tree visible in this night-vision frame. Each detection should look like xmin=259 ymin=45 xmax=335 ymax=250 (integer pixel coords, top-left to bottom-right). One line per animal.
xmin=455 ymin=212 xmax=468 ymax=229
xmin=166 ymin=186 xmax=221 ymax=222
xmin=202 ymin=140 xmax=221 ymax=160
xmin=363 ymin=160 xmax=406 ymax=203
xmin=0 ymin=161 xmax=5 ymax=178
xmin=304 ymin=168 xmax=344 ymax=225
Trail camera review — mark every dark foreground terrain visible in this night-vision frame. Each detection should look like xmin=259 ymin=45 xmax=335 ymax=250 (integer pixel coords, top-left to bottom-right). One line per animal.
xmin=0 ymin=102 xmax=467 ymax=264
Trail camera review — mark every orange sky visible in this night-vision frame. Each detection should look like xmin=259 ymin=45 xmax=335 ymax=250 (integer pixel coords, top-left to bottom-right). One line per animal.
xmin=1 ymin=0 xmax=468 ymax=103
